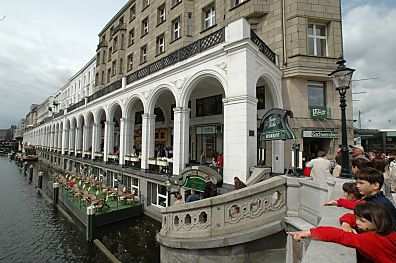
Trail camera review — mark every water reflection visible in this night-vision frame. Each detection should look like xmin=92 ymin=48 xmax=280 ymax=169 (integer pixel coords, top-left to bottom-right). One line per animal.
xmin=0 ymin=157 xmax=160 ymax=263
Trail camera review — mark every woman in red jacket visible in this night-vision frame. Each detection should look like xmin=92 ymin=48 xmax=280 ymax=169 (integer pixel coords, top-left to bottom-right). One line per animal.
xmin=288 ymin=203 xmax=396 ymax=263
xmin=323 ymin=182 xmax=364 ymax=210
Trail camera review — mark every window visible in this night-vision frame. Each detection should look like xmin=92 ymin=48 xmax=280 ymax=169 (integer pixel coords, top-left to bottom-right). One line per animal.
xmin=101 ymin=71 xmax=104 ymax=84
xmin=196 ymin=95 xmax=223 ymax=117
xmin=256 ymin=85 xmax=266 ymax=110
xmin=142 ymin=17 xmax=149 ymax=36
xmin=173 ymin=0 xmax=182 ymax=6
xmin=120 ymin=34 xmax=125 ymax=49
xmin=108 ymin=47 xmax=112 ymax=61
xmin=113 ymin=36 xmax=118 ymax=50
xmin=96 ymin=53 xmax=100 ymax=64
xmin=129 ymin=4 xmax=136 ymax=21
xmin=140 ymin=45 xmax=147 ymax=63
xmin=307 ymin=81 xmax=326 ymax=107
xmin=128 ymin=29 xmax=135 ymax=46
xmin=172 ymin=18 xmax=181 ymax=40
xmin=308 ymin=23 xmax=327 ymax=56
xmin=156 ymin=34 xmax=165 ymax=54
xmin=147 ymin=182 xmax=168 ymax=207
xmin=203 ymin=4 xmax=215 ymax=29
xmin=102 ymin=50 xmax=106 ymax=63
xmin=142 ymin=0 xmax=150 ymax=10
xmin=127 ymin=53 xmax=133 ymax=71
xmin=107 ymin=68 xmax=111 ymax=83
xmin=112 ymin=60 xmax=117 ymax=75
xmin=158 ymin=4 xmax=166 ymax=24
xmin=110 ymin=26 xmax=114 ymax=36
xmin=119 ymin=58 xmax=123 ymax=74
xmin=234 ymin=0 xmax=246 ymax=6
xmin=187 ymin=13 xmax=193 ymax=36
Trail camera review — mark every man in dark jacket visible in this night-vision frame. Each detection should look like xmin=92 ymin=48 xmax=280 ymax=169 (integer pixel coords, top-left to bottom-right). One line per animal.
xmin=203 ymin=176 xmax=217 ymax=199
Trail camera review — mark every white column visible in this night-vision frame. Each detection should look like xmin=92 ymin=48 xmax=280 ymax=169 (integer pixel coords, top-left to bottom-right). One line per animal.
xmin=69 ymin=128 xmax=75 ymax=153
xmin=223 ymin=96 xmax=258 ymax=184
xmin=57 ymin=128 xmax=62 ymax=151
xmin=124 ymin=119 xmax=134 ymax=156
xmin=76 ymin=127 xmax=83 ymax=151
xmin=172 ymin=107 xmax=190 ymax=175
xmin=92 ymin=124 xmax=100 ymax=159
xmin=119 ymin=118 xmax=126 ymax=165
xmin=103 ymin=121 xmax=110 ymax=162
xmin=61 ymin=128 xmax=67 ymax=155
xmin=141 ymin=114 xmax=155 ymax=170
xmin=74 ymin=127 xmax=80 ymax=156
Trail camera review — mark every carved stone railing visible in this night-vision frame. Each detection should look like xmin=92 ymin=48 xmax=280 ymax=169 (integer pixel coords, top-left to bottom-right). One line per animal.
xmin=157 ymin=176 xmax=286 ymax=248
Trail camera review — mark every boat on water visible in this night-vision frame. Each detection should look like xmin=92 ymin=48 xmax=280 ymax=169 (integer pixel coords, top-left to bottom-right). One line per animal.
xmin=22 ymin=147 xmax=38 ymax=161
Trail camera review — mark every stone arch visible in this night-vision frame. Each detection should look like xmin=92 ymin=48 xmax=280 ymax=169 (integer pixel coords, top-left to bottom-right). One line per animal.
xmin=124 ymin=95 xmax=145 ymax=120
xmin=181 ymin=69 xmax=228 ymax=109
xmin=147 ymin=84 xmax=178 ymax=115
xmin=254 ymin=70 xmax=283 ymax=109
xmin=94 ymin=107 xmax=108 ymax=124
xmin=108 ymin=100 xmax=125 ymax=120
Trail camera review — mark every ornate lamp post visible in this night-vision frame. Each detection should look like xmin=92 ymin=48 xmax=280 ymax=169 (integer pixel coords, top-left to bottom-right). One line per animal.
xmin=165 ymin=179 xmax=172 ymax=206
xmin=329 ymin=57 xmax=355 ymax=178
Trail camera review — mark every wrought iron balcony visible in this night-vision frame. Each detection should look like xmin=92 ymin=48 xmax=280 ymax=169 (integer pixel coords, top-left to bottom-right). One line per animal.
xmin=250 ymin=30 xmax=277 ymax=65
xmin=87 ymin=80 xmax=122 ymax=103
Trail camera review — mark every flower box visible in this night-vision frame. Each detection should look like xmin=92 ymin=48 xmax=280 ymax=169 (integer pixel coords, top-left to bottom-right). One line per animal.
xmin=84 ymin=151 xmax=91 ymax=155
xmin=148 ymin=159 xmax=156 ymax=165
xmin=157 ymin=160 xmax=168 ymax=167
xmin=94 ymin=152 xmax=103 ymax=157
xmin=108 ymin=154 xmax=118 ymax=159
xmin=76 ymin=150 xmax=82 ymax=154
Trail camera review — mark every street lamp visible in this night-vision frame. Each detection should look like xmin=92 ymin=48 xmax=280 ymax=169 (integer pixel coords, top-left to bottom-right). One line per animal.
xmin=165 ymin=179 xmax=172 ymax=206
xmin=329 ymin=57 xmax=355 ymax=178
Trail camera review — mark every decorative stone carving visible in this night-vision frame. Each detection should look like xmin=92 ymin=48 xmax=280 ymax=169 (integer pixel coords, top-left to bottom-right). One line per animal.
xmin=215 ymin=61 xmax=227 ymax=73
xmin=141 ymin=88 xmax=153 ymax=100
xmin=171 ymin=77 xmax=188 ymax=91
xmin=172 ymin=209 xmax=211 ymax=232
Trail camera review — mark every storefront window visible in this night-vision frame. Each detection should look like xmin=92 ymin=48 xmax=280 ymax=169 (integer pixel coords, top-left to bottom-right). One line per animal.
xmin=147 ymin=182 xmax=168 ymax=207
xmin=196 ymin=95 xmax=222 ymax=117
xmin=196 ymin=125 xmax=223 ymax=161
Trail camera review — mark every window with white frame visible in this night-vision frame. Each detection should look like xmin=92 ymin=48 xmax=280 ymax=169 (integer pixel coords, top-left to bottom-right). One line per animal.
xmin=234 ymin=0 xmax=246 ymax=6
xmin=187 ymin=13 xmax=192 ymax=36
xmin=127 ymin=53 xmax=133 ymax=71
xmin=203 ymin=4 xmax=215 ymax=29
xmin=142 ymin=17 xmax=149 ymax=36
xmin=307 ymin=81 xmax=326 ymax=107
xmin=140 ymin=45 xmax=147 ymax=63
xmin=147 ymin=182 xmax=168 ymax=207
xmin=156 ymin=34 xmax=165 ymax=54
xmin=158 ymin=4 xmax=166 ymax=24
xmin=112 ymin=60 xmax=117 ymax=75
xmin=307 ymin=23 xmax=327 ymax=56
xmin=129 ymin=4 xmax=136 ymax=21
xmin=128 ymin=29 xmax=135 ymax=46
xmin=131 ymin=177 xmax=139 ymax=195
xmin=172 ymin=18 xmax=181 ymax=40
xmin=142 ymin=0 xmax=150 ymax=10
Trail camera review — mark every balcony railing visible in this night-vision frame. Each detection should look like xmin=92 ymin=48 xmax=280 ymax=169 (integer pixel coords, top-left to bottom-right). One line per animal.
xmin=66 ymin=99 xmax=85 ymax=113
xmin=53 ymin=111 xmax=64 ymax=119
xmin=126 ymin=27 xmax=225 ymax=85
xmin=87 ymin=79 xmax=122 ymax=103
xmin=250 ymin=30 xmax=276 ymax=64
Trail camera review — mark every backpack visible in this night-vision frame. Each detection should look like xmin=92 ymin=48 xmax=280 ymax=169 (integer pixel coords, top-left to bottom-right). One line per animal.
xmin=210 ymin=184 xmax=218 ymax=197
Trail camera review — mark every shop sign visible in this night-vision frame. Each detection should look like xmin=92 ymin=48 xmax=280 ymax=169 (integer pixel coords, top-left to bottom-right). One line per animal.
xmin=197 ymin=126 xmax=216 ymax=135
xmin=302 ymin=130 xmax=339 ymax=138
xmin=182 ymin=175 xmax=206 ymax=192
xmin=310 ymin=106 xmax=331 ymax=120
xmin=259 ymin=108 xmax=294 ymax=141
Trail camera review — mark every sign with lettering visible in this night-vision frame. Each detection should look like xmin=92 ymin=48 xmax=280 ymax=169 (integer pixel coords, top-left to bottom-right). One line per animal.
xmin=182 ymin=175 xmax=206 ymax=192
xmin=259 ymin=109 xmax=295 ymax=141
xmin=310 ymin=106 xmax=331 ymax=120
xmin=302 ymin=130 xmax=339 ymax=138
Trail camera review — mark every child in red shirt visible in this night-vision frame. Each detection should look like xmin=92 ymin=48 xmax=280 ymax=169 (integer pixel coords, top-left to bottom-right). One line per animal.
xmin=288 ymin=202 xmax=396 ymax=263
xmin=323 ymin=182 xmax=364 ymax=210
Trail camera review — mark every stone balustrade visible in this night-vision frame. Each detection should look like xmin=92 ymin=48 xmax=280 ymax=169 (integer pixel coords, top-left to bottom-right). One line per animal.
xmin=158 ymin=176 xmax=287 ymax=249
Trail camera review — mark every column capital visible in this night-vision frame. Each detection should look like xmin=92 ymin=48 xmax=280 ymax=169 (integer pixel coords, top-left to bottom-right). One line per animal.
xmin=222 ymin=95 xmax=257 ymax=106
xmin=142 ymin=113 xmax=156 ymax=120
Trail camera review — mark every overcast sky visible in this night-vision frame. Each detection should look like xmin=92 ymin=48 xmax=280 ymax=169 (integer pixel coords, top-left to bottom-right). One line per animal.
xmin=0 ymin=0 xmax=395 ymax=130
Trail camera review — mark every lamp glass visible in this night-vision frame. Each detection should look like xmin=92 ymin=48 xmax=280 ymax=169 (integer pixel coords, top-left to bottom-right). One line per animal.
xmin=331 ymin=69 xmax=354 ymax=89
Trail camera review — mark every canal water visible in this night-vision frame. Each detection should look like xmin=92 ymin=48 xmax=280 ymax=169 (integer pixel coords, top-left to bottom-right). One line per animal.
xmin=0 ymin=156 xmax=160 ymax=263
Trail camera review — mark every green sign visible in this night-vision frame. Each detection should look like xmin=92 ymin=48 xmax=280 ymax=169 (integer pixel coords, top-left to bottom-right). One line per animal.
xmin=259 ymin=109 xmax=295 ymax=141
xmin=310 ymin=106 xmax=331 ymax=120
xmin=182 ymin=175 xmax=206 ymax=192
xmin=117 ymin=173 xmax=123 ymax=183
xmin=302 ymin=130 xmax=339 ymax=138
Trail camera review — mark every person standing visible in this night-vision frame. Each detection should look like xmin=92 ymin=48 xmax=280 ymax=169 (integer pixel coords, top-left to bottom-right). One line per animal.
xmin=306 ymin=151 xmax=331 ymax=182
xmin=217 ymin=153 xmax=223 ymax=175
xmin=200 ymin=151 xmax=206 ymax=165
xmin=203 ymin=176 xmax=217 ymax=198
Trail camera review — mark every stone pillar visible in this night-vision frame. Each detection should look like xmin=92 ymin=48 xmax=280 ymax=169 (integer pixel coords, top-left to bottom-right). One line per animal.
xmin=223 ymin=96 xmax=257 ymax=184
xmin=272 ymin=140 xmax=285 ymax=174
xmin=61 ymin=127 xmax=68 ymax=155
xmin=76 ymin=127 xmax=83 ymax=152
xmin=124 ymin=119 xmax=134 ymax=156
xmin=54 ymin=127 xmax=58 ymax=151
xmin=141 ymin=114 xmax=155 ymax=170
xmin=69 ymin=128 xmax=75 ymax=152
xmin=82 ymin=126 xmax=87 ymax=153
xmin=119 ymin=118 xmax=126 ymax=165
xmin=57 ymin=127 xmax=62 ymax=152
xmin=74 ymin=127 xmax=80 ymax=156
xmin=172 ymin=107 xmax=190 ymax=175
xmin=103 ymin=121 xmax=110 ymax=162
xmin=92 ymin=124 xmax=101 ymax=159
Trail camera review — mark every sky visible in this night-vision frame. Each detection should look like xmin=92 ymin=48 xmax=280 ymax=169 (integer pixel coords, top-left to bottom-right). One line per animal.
xmin=0 ymin=0 xmax=395 ymax=130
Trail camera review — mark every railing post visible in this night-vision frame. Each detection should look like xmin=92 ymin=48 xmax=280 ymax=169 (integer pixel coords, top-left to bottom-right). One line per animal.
xmin=86 ymin=205 xmax=95 ymax=242
xmin=29 ymin=164 xmax=34 ymax=183
xmin=38 ymin=171 xmax=43 ymax=189
xmin=53 ymin=182 xmax=59 ymax=206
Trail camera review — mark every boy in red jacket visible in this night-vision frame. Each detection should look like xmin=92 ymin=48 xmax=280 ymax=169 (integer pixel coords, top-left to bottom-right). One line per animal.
xmin=288 ymin=203 xmax=396 ymax=263
xmin=339 ymin=168 xmax=396 ymax=232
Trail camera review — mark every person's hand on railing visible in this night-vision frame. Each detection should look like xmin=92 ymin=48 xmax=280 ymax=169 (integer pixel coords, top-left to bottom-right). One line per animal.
xmin=287 ymin=230 xmax=311 ymax=241
xmin=340 ymin=222 xmax=356 ymax=233
xmin=322 ymin=200 xmax=338 ymax=206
